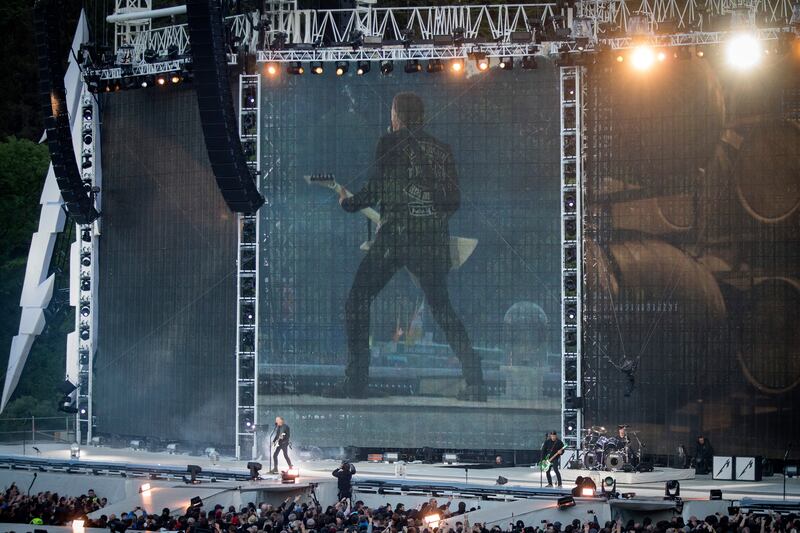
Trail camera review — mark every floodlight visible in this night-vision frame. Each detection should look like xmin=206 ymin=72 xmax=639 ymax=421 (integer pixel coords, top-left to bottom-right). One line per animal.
xmin=631 ymin=45 xmax=656 ymax=70
xmin=726 ymin=34 xmax=762 ymax=69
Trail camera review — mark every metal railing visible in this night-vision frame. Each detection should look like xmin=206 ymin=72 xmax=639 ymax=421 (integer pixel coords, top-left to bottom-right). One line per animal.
xmin=0 ymin=416 xmax=77 ymax=448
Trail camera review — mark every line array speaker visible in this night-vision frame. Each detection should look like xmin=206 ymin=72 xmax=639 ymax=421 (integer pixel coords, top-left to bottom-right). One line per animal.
xmin=34 ymin=0 xmax=100 ymax=225
xmin=186 ymin=0 xmax=265 ymax=214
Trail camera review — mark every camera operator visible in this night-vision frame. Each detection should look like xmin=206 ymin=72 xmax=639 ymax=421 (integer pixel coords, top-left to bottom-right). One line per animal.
xmin=332 ymin=461 xmax=357 ymax=501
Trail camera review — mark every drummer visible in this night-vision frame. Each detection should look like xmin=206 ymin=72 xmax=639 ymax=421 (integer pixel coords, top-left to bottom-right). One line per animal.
xmin=617 ymin=425 xmax=630 ymax=446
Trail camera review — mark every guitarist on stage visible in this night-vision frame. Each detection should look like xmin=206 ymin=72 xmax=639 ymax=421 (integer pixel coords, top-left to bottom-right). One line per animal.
xmin=541 ymin=431 xmax=566 ymax=487
xmin=336 ymin=92 xmax=486 ymax=402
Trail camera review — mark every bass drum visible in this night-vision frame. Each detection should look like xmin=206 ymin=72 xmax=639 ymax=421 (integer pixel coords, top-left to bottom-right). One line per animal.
xmin=605 ymin=452 xmax=625 ymax=471
xmin=583 ymin=452 xmax=599 ymax=469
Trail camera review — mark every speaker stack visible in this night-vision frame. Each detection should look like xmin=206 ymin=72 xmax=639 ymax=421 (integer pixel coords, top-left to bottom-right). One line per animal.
xmin=34 ymin=0 xmax=100 ymax=224
xmin=186 ymin=0 xmax=265 ymax=214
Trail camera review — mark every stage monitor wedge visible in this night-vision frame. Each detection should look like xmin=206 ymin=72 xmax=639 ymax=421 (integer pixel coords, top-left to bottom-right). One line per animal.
xmin=185 ymin=0 xmax=265 ymax=214
xmin=34 ymin=0 xmax=100 ymax=225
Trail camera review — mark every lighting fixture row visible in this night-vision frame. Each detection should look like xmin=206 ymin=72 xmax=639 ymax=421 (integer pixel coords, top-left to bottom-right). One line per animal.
xmin=87 ymin=71 xmax=190 ymax=93
xmin=265 ymin=56 xmax=539 ymax=76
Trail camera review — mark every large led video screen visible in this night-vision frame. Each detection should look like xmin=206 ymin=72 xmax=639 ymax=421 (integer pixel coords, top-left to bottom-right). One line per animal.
xmin=257 ymin=63 xmax=562 ymax=450
xmin=583 ymin=54 xmax=800 ymax=458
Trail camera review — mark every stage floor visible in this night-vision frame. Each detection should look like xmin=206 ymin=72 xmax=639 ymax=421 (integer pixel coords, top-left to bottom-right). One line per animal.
xmin=0 ymin=443 xmax=797 ymax=502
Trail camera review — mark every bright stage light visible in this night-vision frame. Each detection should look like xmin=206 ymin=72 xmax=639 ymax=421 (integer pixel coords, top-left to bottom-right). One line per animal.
xmin=726 ymin=34 xmax=762 ymax=69
xmin=356 ymin=61 xmax=370 ymax=75
xmin=450 ymin=58 xmax=464 ymax=72
xmin=139 ymin=483 xmax=152 ymax=493
xmin=265 ymin=62 xmax=279 ymax=76
xmin=498 ymin=57 xmax=513 ymax=69
xmin=657 ymin=50 xmax=667 ymax=62
xmin=311 ymin=62 xmax=324 ymax=75
xmin=424 ymin=514 xmax=441 ymax=528
xmin=170 ymin=74 xmax=181 ymax=84
xmin=156 ymin=75 xmax=167 ymax=86
xmin=630 ymin=45 xmax=655 ymax=70
xmin=335 ymin=61 xmax=348 ymax=76
xmin=581 ymin=487 xmax=595 ymax=496
xmin=474 ymin=53 xmax=489 ymax=71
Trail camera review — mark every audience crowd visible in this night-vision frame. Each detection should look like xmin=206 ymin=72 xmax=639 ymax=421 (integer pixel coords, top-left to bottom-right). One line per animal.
xmin=81 ymin=494 xmax=799 ymax=533
xmin=0 ymin=483 xmax=106 ymax=525
xmin=2 ymin=487 xmax=798 ymax=533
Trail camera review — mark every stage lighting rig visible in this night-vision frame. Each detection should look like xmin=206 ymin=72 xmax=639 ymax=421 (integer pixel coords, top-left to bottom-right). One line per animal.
xmin=665 ymin=480 xmax=680 ymax=498
xmin=380 ymin=60 xmax=394 ymax=75
xmin=356 ymin=61 xmax=370 ymax=75
xmin=521 ymin=55 xmax=538 ymax=69
xmin=404 ymin=60 xmax=422 ymax=73
xmin=287 ymin=62 xmax=304 ymax=75
xmin=726 ymin=34 xmax=762 ymax=68
xmin=499 ymin=57 xmax=513 ymax=70
xmin=602 ymin=476 xmax=617 ymax=498
xmin=247 ymin=462 xmax=262 ymax=480
xmin=450 ymin=58 xmax=465 ymax=73
xmin=265 ymin=62 xmax=279 ymax=76
xmin=281 ymin=467 xmax=300 ymax=483
xmin=473 ymin=52 xmax=489 ymax=71
xmin=631 ymin=45 xmax=656 ymax=70
xmin=427 ymin=59 xmax=444 ymax=73
xmin=335 ymin=61 xmax=349 ymax=76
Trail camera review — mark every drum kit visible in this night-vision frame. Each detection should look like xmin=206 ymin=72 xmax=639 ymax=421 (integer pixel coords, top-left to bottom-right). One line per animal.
xmin=577 ymin=425 xmax=643 ymax=471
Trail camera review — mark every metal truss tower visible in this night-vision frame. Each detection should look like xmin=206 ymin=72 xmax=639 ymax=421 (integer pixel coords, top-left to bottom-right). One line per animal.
xmin=235 ymin=74 xmax=262 ymax=459
xmin=560 ymin=65 xmax=586 ymax=452
xmin=70 ymin=89 xmax=101 ymax=444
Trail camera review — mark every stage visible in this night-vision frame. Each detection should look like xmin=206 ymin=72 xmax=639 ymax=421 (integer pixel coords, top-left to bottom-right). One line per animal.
xmin=0 ymin=442 xmax=797 ymax=504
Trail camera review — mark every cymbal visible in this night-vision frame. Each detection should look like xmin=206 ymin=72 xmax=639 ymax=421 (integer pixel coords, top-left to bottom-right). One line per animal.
xmin=590 ymin=426 xmax=607 ymax=433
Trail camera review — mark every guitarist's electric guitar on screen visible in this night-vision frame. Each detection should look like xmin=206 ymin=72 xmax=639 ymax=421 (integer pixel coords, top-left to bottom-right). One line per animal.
xmin=304 ymin=173 xmax=478 ymax=270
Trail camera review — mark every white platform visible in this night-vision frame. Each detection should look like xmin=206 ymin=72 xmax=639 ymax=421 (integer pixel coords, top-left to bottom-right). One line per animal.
xmin=558 ymin=467 xmax=696 ymax=485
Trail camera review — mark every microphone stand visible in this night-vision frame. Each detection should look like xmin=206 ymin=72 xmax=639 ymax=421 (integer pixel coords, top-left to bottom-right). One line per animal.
xmin=269 ymin=425 xmax=277 ymax=475
xmin=783 ymin=443 xmax=792 ymax=501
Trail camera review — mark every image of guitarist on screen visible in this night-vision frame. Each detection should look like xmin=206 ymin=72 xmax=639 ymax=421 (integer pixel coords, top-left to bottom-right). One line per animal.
xmin=540 ymin=431 xmax=566 ymax=487
xmin=336 ymin=92 xmax=486 ymax=402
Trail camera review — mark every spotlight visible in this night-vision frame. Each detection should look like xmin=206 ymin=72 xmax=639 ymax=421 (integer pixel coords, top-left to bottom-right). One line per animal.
xmin=424 ymin=514 xmax=441 ymax=528
xmin=80 ymin=304 xmax=90 ymax=318
xmin=187 ymin=464 xmax=202 ymax=484
xmin=557 ymin=496 xmax=576 ymax=509
xmin=498 ymin=57 xmax=513 ymax=69
xmin=665 ymin=480 xmax=680 ymax=498
xmin=427 ymin=59 xmax=444 ymax=73
xmin=156 ymin=75 xmax=167 ymax=86
xmin=450 ymin=58 xmax=464 ymax=72
xmin=356 ymin=61 xmax=370 ymax=75
xmin=82 ymin=106 xmax=92 ymax=121
xmin=656 ymin=49 xmax=667 ymax=62
xmin=380 ymin=60 xmax=393 ymax=74
xmin=602 ymin=476 xmax=617 ymax=497
xmin=58 ymin=395 xmax=78 ymax=414
xmin=521 ymin=55 xmax=538 ymax=69
xmin=335 ymin=61 xmax=348 ymax=76
xmin=474 ymin=52 xmax=489 ymax=71
xmin=726 ymin=34 xmax=762 ymax=68
xmin=631 ymin=45 xmax=655 ymax=70
xmin=695 ymin=47 xmax=705 ymax=58
xmin=310 ymin=62 xmax=324 ymax=75
xmin=581 ymin=487 xmax=596 ymax=497
xmin=265 ymin=62 xmax=279 ymax=76
xmin=281 ymin=467 xmax=300 ymax=483
xmin=404 ymin=59 xmax=422 ymax=73
xmin=79 ymin=325 xmax=90 ymax=340
xmin=81 ymin=228 xmax=91 ymax=243
xmin=287 ymin=62 xmax=304 ymax=75
xmin=82 ymin=129 xmax=92 ymax=145
xmin=615 ymin=54 xmax=625 ymax=63
xmin=140 ymin=77 xmax=151 ymax=88
xmin=138 ymin=483 xmax=151 ymax=493
xmin=247 ymin=462 xmax=262 ymax=480
xmin=170 ymin=73 xmax=182 ymax=84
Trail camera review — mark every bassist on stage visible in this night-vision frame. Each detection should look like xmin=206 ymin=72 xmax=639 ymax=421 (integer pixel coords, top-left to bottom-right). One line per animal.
xmin=541 ymin=431 xmax=566 ymax=487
